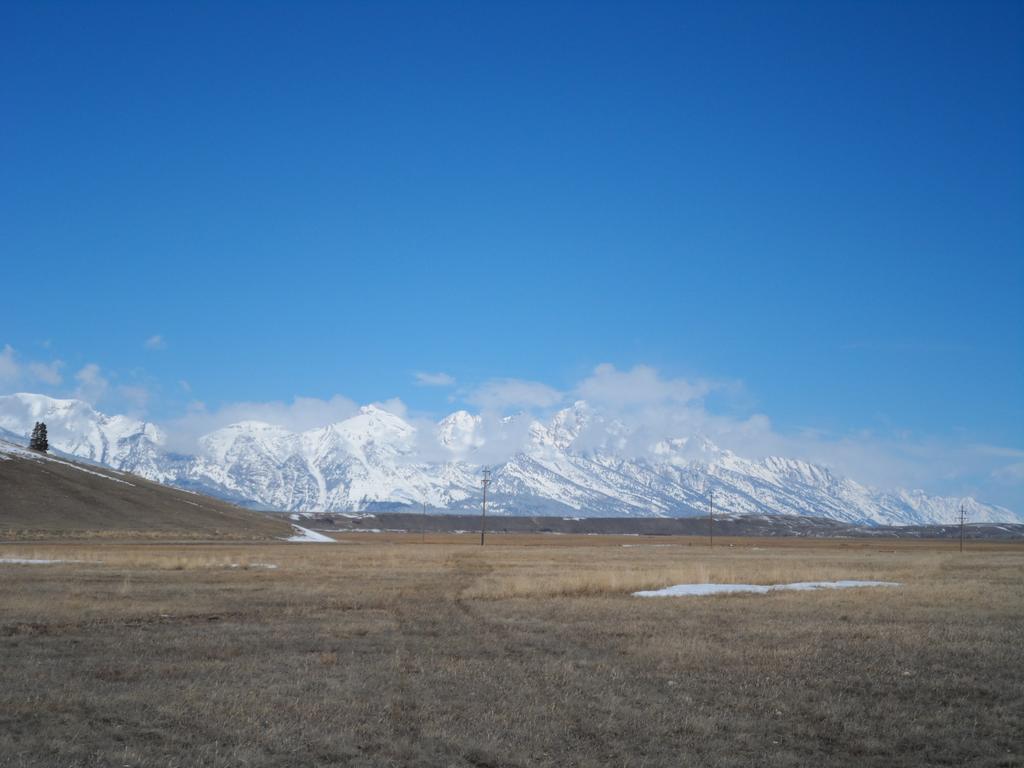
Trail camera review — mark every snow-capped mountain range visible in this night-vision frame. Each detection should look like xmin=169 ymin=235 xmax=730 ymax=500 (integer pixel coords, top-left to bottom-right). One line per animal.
xmin=0 ymin=392 xmax=1018 ymax=526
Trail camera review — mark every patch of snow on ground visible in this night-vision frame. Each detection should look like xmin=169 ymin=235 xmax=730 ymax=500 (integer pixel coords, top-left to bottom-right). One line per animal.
xmin=285 ymin=525 xmax=337 ymax=543
xmin=228 ymin=563 xmax=279 ymax=569
xmin=43 ymin=457 xmax=136 ymax=485
xmin=0 ymin=558 xmax=90 ymax=565
xmin=634 ymin=580 xmax=901 ymax=597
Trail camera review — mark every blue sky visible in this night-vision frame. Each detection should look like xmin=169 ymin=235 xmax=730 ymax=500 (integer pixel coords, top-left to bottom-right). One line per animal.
xmin=2 ymin=1 xmax=1022 ymax=506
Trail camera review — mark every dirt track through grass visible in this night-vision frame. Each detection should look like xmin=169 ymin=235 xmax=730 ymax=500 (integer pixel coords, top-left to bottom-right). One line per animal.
xmin=0 ymin=536 xmax=1022 ymax=767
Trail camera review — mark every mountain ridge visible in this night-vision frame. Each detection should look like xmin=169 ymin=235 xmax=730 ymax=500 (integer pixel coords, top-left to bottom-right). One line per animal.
xmin=0 ymin=392 xmax=1017 ymax=526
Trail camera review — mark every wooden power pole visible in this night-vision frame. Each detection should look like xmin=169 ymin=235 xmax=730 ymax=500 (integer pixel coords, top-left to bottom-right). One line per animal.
xmin=709 ymin=488 xmax=714 ymax=548
xmin=959 ymin=503 xmax=966 ymax=553
xmin=480 ymin=468 xmax=491 ymax=546
xmin=421 ymin=501 xmax=427 ymax=544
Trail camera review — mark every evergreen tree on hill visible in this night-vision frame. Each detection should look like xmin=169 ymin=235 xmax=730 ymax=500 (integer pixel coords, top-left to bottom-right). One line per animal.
xmin=29 ymin=421 xmax=49 ymax=453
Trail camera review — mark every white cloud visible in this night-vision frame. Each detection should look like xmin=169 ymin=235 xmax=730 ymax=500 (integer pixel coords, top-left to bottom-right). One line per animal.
xmin=414 ymin=371 xmax=456 ymax=387
xmin=372 ymin=397 xmax=409 ymax=417
xmin=991 ymin=460 xmax=1024 ymax=484
xmin=74 ymin=364 xmax=109 ymax=404
xmin=449 ymin=364 xmax=1022 ymax=507
xmin=7 ymin=346 xmax=1013 ymax=508
xmin=163 ymin=394 xmax=360 ymax=452
xmin=576 ymin=363 xmax=718 ymax=407
xmin=0 ymin=345 xmax=19 ymax=383
xmin=466 ymin=378 xmax=564 ymax=411
xmin=754 ymin=432 xmax=1024 ymax=502
xmin=27 ymin=360 xmax=64 ymax=385
xmin=144 ymin=335 xmax=166 ymax=350
xmin=967 ymin=444 xmax=1024 ymax=460
xmin=0 ymin=344 xmax=64 ymax=388
xmin=117 ymin=385 xmax=150 ymax=411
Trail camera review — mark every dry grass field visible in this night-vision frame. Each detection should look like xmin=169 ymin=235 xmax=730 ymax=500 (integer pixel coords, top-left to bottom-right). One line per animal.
xmin=1 ymin=534 xmax=1022 ymax=767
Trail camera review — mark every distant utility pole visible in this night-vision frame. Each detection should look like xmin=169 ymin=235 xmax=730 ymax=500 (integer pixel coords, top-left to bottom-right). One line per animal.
xmin=422 ymin=501 xmax=427 ymax=544
xmin=959 ymin=503 xmax=966 ymax=553
xmin=480 ymin=468 xmax=491 ymax=546
xmin=708 ymin=488 xmax=714 ymax=548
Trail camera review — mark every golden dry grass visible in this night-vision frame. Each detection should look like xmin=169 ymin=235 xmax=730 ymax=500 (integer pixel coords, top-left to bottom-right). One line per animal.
xmin=0 ymin=535 xmax=1022 ymax=767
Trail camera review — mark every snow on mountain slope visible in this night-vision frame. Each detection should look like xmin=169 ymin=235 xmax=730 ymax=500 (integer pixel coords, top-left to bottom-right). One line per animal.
xmin=0 ymin=392 xmax=1017 ymax=525
xmin=174 ymin=406 xmax=479 ymax=512
xmin=437 ymin=410 xmax=484 ymax=454
xmin=0 ymin=393 xmax=167 ymax=474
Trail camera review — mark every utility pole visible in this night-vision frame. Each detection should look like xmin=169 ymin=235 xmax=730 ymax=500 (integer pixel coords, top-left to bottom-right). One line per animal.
xmin=709 ymin=488 xmax=714 ymax=548
xmin=959 ymin=502 xmax=966 ymax=553
xmin=421 ymin=501 xmax=426 ymax=545
xmin=480 ymin=467 xmax=491 ymax=546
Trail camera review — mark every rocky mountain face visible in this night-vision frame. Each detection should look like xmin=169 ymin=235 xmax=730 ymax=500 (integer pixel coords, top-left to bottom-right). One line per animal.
xmin=0 ymin=392 xmax=1017 ymax=526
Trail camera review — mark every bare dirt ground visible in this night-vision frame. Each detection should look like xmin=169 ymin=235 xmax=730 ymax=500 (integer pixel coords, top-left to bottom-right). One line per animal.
xmin=1 ymin=535 xmax=1021 ymax=767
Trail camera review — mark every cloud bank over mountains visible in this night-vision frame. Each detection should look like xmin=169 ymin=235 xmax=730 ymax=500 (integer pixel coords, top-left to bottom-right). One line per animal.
xmin=0 ymin=340 xmax=1020 ymax=510
xmin=0 ymin=390 xmax=1018 ymax=525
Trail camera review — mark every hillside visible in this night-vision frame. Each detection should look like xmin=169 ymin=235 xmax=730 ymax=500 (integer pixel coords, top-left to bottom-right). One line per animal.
xmin=0 ymin=440 xmax=290 ymax=539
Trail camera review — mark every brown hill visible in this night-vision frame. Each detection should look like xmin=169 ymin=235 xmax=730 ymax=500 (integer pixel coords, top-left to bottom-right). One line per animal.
xmin=0 ymin=441 xmax=290 ymax=540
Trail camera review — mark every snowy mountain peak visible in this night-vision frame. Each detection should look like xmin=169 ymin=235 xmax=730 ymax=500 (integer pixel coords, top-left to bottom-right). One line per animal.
xmin=212 ymin=420 xmax=293 ymax=437
xmin=438 ymin=410 xmax=484 ymax=453
xmin=198 ymin=421 xmax=295 ymax=462
xmin=0 ymin=392 xmax=165 ymax=466
xmin=547 ymin=400 xmax=593 ymax=449
xmin=332 ymin=406 xmax=413 ymax=444
xmin=5 ymin=391 xmax=84 ymax=415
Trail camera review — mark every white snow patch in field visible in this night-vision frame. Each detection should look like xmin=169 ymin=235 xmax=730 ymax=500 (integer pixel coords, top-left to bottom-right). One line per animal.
xmin=328 ymin=527 xmax=385 ymax=534
xmin=0 ymin=558 xmax=89 ymax=565
xmin=634 ymin=580 xmax=901 ymax=597
xmin=228 ymin=562 xmax=279 ymax=569
xmin=621 ymin=543 xmax=677 ymax=548
xmin=285 ymin=525 xmax=337 ymax=543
